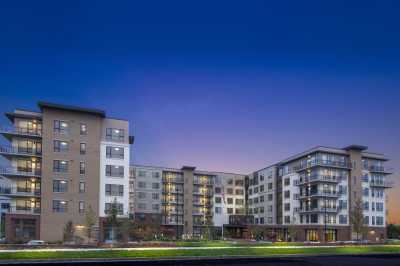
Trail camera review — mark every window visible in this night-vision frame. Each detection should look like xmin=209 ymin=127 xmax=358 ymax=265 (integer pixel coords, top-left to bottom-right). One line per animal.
xmin=105 ymin=184 xmax=124 ymax=196
xmin=215 ymin=207 xmax=222 ymax=214
xmin=106 ymin=146 xmax=124 ymax=159
xmin=215 ymin=197 xmax=222 ymax=203
xmin=235 ymin=199 xmax=244 ymax=205
xmin=260 ymin=175 xmax=264 ymax=182
xmin=152 ymin=204 xmax=159 ymax=211
xmin=79 ymin=182 xmax=85 ymax=193
xmin=152 ymin=193 xmax=159 ymax=200
xmin=259 ymin=185 xmax=264 ymax=192
xmin=53 ymin=160 xmax=68 ymax=173
xmin=152 ymin=172 xmax=160 ymax=178
xmin=254 ymin=187 xmax=259 ymax=193
xmin=268 ymin=194 xmax=273 ymax=201
xmin=138 ymin=170 xmax=146 ymax=177
xmin=106 ymin=165 xmax=124 ymax=177
xmin=339 ymin=215 xmax=347 ymax=224
xmin=80 ymin=123 xmax=87 ymax=135
xmin=363 ymin=216 xmax=369 ymax=225
xmin=54 ymin=120 xmax=68 ymax=134
xmin=363 ymin=201 xmax=369 ymax=211
xmin=268 ymin=183 xmax=273 ymax=190
xmin=235 ymin=179 xmax=244 ymax=186
xmin=363 ymin=188 xmax=369 ymax=197
xmin=138 ymin=181 xmax=146 ymax=188
xmin=284 ymin=190 xmax=290 ymax=199
xmin=79 ymin=201 xmax=85 ymax=214
xmin=227 ymin=179 xmax=233 ymax=185
xmin=376 ymin=216 xmax=384 ymax=225
xmin=152 ymin=183 xmax=160 ymax=189
xmin=226 ymin=188 xmax=233 ymax=195
xmin=284 ymin=216 xmax=290 ymax=223
xmin=53 ymin=180 xmax=68 ymax=192
xmin=53 ymin=200 xmax=68 ymax=213
xmin=235 ymin=189 xmax=244 ymax=195
xmin=138 ymin=192 xmax=146 ymax=199
xmin=227 ymin=198 xmax=233 ymax=204
xmin=80 ymin=143 xmax=86 ymax=155
xmin=138 ymin=203 xmax=146 ymax=210
xmin=105 ymin=203 xmax=123 ymax=215
xmin=284 ymin=178 xmax=290 ymax=186
xmin=106 ymin=128 xmax=124 ymax=142
xmin=215 ymin=187 xmax=221 ymax=194
xmin=227 ymin=208 xmax=233 ymax=214
xmin=284 ymin=203 xmax=290 ymax=211
xmin=80 ymin=161 xmax=85 ymax=175
xmin=260 ymin=195 xmax=265 ymax=202
xmin=54 ymin=140 xmax=69 ymax=152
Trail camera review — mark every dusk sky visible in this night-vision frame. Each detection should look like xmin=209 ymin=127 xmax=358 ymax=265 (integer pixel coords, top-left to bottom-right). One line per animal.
xmin=0 ymin=1 xmax=399 ymax=223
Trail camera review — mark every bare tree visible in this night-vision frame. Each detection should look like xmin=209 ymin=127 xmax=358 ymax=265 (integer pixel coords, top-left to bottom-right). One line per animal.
xmin=63 ymin=220 xmax=75 ymax=243
xmin=350 ymin=197 xmax=365 ymax=240
xmin=85 ymin=205 xmax=96 ymax=243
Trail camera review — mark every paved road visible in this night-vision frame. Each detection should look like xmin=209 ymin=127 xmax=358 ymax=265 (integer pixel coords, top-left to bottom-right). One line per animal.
xmin=2 ymin=255 xmax=400 ymax=266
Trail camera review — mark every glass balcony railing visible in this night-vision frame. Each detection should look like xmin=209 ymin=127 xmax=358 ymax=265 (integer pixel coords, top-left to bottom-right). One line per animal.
xmin=299 ymin=191 xmax=339 ymax=198
xmin=370 ymin=180 xmax=392 ymax=188
xmin=297 ymin=175 xmax=344 ymax=185
xmin=299 ymin=207 xmax=339 ymax=213
xmin=0 ymin=167 xmax=41 ymax=177
xmin=0 ymin=186 xmax=40 ymax=196
xmin=0 ymin=146 xmax=42 ymax=156
xmin=295 ymin=159 xmax=351 ymax=171
xmin=7 ymin=206 xmax=41 ymax=215
xmin=0 ymin=127 xmax=42 ymax=137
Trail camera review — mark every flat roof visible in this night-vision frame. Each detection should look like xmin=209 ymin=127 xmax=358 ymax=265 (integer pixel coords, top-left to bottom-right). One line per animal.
xmin=38 ymin=101 xmax=106 ymax=117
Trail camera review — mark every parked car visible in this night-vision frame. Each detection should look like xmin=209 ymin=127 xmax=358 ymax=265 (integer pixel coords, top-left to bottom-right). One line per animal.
xmin=26 ymin=240 xmax=45 ymax=246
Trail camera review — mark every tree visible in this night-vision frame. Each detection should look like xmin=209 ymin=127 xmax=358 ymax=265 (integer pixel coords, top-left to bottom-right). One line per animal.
xmin=387 ymin=224 xmax=400 ymax=239
xmin=85 ymin=205 xmax=97 ymax=243
xmin=106 ymin=198 xmax=120 ymax=243
xmin=63 ymin=220 xmax=75 ymax=243
xmin=350 ymin=197 xmax=365 ymax=240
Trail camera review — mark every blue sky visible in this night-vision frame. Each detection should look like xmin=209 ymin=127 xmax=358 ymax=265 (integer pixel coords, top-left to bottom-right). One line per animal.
xmin=0 ymin=0 xmax=399 ymax=222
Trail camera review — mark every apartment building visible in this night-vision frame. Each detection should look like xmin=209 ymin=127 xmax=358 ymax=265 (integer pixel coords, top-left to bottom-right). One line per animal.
xmin=247 ymin=145 xmax=392 ymax=242
xmin=129 ymin=165 xmax=246 ymax=238
xmin=0 ymin=102 xmax=133 ymax=242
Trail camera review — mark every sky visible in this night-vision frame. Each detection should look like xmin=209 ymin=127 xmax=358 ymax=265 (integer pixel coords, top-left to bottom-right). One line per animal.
xmin=0 ymin=1 xmax=399 ymax=223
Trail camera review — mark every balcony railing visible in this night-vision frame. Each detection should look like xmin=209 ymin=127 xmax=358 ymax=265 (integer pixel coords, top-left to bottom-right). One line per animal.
xmin=193 ymin=201 xmax=212 ymax=206
xmin=0 ymin=127 xmax=42 ymax=137
xmin=295 ymin=159 xmax=351 ymax=172
xmin=7 ymin=206 xmax=41 ymax=215
xmin=299 ymin=207 xmax=339 ymax=213
xmin=193 ymin=190 xmax=213 ymax=196
xmin=162 ymin=177 xmax=184 ymax=183
xmin=299 ymin=191 xmax=339 ymax=198
xmin=0 ymin=167 xmax=41 ymax=177
xmin=0 ymin=186 xmax=40 ymax=196
xmin=297 ymin=175 xmax=344 ymax=185
xmin=162 ymin=189 xmax=184 ymax=194
xmin=368 ymin=165 xmax=386 ymax=173
xmin=193 ymin=179 xmax=214 ymax=186
xmin=0 ymin=146 xmax=42 ymax=156
xmin=370 ymin=180 xmax=392 ymax=188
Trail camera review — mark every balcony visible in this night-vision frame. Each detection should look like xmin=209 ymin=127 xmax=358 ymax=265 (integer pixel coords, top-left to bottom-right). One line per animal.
xmin=0 ymin=146 xmax=42 ymax=158
xmin=0 ymin=167 xmax=41 ymax=178
xmin=368 ymin=165 xmax=391 ymax=174
xmin=370 ymin=180 xmax=393 ymax=188
xmin=7 ymin=206 xmax=41 ymax=215
xmin=162 ymin=177 xmax=184 ymax=183
xmin=0 ymin=186 xmax=40 ymax=197
xmin=299 ymin=191 xmax=339 ymax=199
xmin=193 ymin=190 xmax=213 ymax=196
xmin=193 ymin=179 xmax=214 ymax=186
xmin=193 ymin=201 xmax=212 ymax=207
xmin=0 ymin=127 xmax=42 ymax=139
xmin=299 ymin=207 xmax=339 ymax=213
xmin=297 ymin=175 xmax=344 ymax=185
xmin=294 ymin=159 xmax=351 ymax=172
xmin=162 ymin=199 xmax=184 ymax=205
xmin=162 ymin=189 xmax=184 ymax=194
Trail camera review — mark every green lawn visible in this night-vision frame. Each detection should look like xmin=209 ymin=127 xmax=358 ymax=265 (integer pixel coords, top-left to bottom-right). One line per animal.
xmin=0 ymin=246 xmax=399 ymax=260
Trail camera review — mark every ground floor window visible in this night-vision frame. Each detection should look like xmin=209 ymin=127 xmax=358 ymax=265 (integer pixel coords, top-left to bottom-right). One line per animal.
xmin=14 ymin=218 xmax=37 ymax=240
xmin=306 ymin=229 xmax=318 ymax=241
xmin=325 ymin=229 xmax=337 ymax=242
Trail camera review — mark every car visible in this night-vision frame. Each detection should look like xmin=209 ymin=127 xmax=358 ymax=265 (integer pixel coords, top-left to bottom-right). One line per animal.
xmin=26 ymin=240 xmax=45 ymax=246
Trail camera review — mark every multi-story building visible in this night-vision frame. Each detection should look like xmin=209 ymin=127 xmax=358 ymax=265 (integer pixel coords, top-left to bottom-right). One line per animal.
xmin=0 ymin=102 xmax=133 ymax=242
xmin=129 ymin=165 xmax=246 ymax=238
xmin=247 ymin=145 xmax=392 ymax=242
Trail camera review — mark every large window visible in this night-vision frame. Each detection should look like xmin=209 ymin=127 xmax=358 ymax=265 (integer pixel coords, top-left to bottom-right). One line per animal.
xmin=80 ymin=123 xmax=87 ymax=135
xmin=105 ymin=165 xmax=124 ymax=177
xmin=54 ymin=120 xmax=69 ymax=134
xmin=53 ymin=160 xmax=68 ymax=173
xmin=79 ymin=201 xmax=85 ymax=214
xmin=79 ymin=182 xmax=85 ymax=193
xmin=105 ymin=184 xmax=124 ymax=196
xmin=306 ymin=229 xmax=318 ymax=241
xmin=106 ymin=146 xmax=124 ymax=159
xmin=80 ymin=161 xmax=86 ymax=175
xmin=106 ymin=128 xmax=124 ymax=142
xmin=54 ymin=140 xmax=69 ymax=152
xmin=53 ymin=180 xmax=68 ymax=192
xmin=80 ymin=143 xmax=86 ymax=155
xmin=53 ymin=200 xmax=68 ymax=213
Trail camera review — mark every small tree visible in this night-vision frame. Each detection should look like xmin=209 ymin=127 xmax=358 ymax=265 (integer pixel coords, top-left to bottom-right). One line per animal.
xmin=350 ymin=197 xmax=365 ymax=240
xmin=63 ymin=220 xmax=75 ymax=243
xmin=85 ymin=205 xmax=96 ymax=243
xmin=106 ymin=198 xmax=120 ymax=243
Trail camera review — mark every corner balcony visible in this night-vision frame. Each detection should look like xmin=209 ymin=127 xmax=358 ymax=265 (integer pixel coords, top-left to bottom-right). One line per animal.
xmin=0 ymin=146 xmax=42 ymax=159
xmin=294 ymin=159 xmax=352 ymax=172
xmin=297 ymin=175 xmax=344 ymax=185
xmin=0 ymin=167 xmax=41 ymax=178
xmin=0 ymin=186 xmax=40 ymax=197
xmin=299 ymin=207 xmax=339 ymax=213
xmin=0 ymin=127 xmax=42 ymax=140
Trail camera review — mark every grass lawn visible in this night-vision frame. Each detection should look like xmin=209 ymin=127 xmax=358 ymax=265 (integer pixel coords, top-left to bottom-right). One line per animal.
xmin=0 ymin=246 xmax=399 ymax=260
